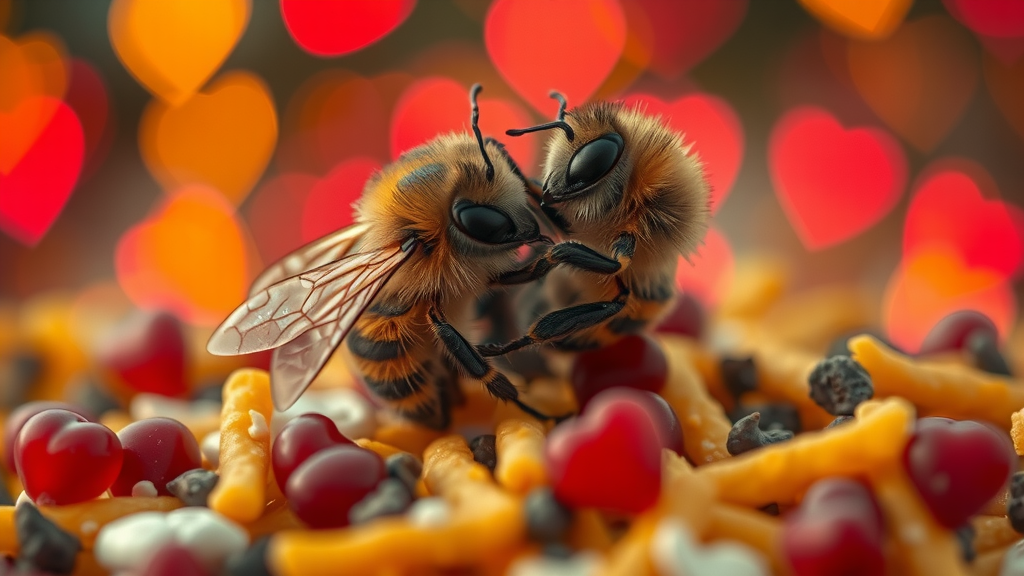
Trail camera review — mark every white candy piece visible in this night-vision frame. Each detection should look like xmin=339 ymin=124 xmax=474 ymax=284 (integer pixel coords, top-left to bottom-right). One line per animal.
xmin=1001 ymin=539 xmax=1024 ymax=576
xmin=271 ymin=388 xmax=377 ymax=441
xmin=131 ymin=480 xmax=158 ymax=498
xmin=130 ymin=393 xmax=220 ymax=422
xmin=94 ymin=512 xmax=177 ymax=572
xmin=407 ymin=497 xmax=451 ymax=528
xmin=508 ymin=552 xmax=601 ymax=576
xmin=15 ymin=491 xmax=32 ymax=507
xmin=651 ymin=519 xmax=769 ymax=576
xmin=248 ymin=409 xmax=269 ymax=441
xmin=201 ymin=430 xmax=220 ymax=468
xmin=165 ymin=507 xmax=249 ymax=573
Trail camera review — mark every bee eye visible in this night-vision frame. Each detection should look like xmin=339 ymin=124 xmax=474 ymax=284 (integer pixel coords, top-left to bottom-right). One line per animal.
xmin=454 ymin=202 xmax=515 ymax=244
xmin=565 ymin=133 xmax=623 ymax=190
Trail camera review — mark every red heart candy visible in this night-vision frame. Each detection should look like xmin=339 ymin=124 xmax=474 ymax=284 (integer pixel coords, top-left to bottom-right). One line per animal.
xmin=571 ymin=334 xmax=667 ymax=410
xmin=15 ymin=409 xmax=123 ymax=505
xmin=546 ymin=394 xmax=662 ymax=514
xmin=586 ymin=387 xmax=684 ymax=457
xmin=280 ymin=0 xmax=415 ymax=57
xmin=634 ymin=0 xmax=747 ymax=79
xmin=272 ymin=413 xmax=354 ymax=489
xmin=768 ymin=106 xmax=907 ymax=250
xmin=96 ymin=310 xmax=187 ymax=397
xmin=301 ymin=157 xmax=381 ymax=243
xmin=485 ymin=0 xmax=626 ymax=114
xmin=0 ymin=98 xmax=84 ymax=246
xmin=902 ymin=417 xmax=1015 ymax=528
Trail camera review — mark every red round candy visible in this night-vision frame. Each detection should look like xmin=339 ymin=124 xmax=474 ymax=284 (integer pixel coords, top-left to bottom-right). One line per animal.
xmin=138 ymin=543 xmax=208 ymax=576
xmin=272 ymin=413 xmax=353 ymax=489
xmin=4 ymin=401 xmax=94 ymax=473
xmin=109 ymin=417 xmax=202 ymax=497
xmin=96 ymin=310 xmax=187 ymax=397
xmin=903 ymin=417 xmax=1015 ymax=528
xmin=655 ymin=293 xmax=705 ymax=339
xmin=570 ymin=334 xmax=668 ymax=410
xmin=15 ymin=409 xmax=123 ymax=505
xmin=585 ymin=387 xmax=683 ymax=456
xmin=285 ymin=445 xmax=386 ymax=529
xmin=919 ymin=310 xmax=998 ymax=355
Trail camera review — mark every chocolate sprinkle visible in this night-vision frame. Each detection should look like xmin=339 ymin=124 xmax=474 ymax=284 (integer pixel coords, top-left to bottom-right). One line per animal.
xmin=826 ymin=415 xmax=855 ymax=429
xmin=956 ymin=523 xmax=976 ymax=563
xmin=729 ymin=402 xmax=802 ymax=434
xmin=15 ymin=502 xmax=81 ymax=575
xmin=524 ymin=487 xmax=573 ymax=544
xmin=469 ymin=434 xmax=497 ymax=472
xmin=1008 ymin=472 xmax=1024 ymax=534
xmin=349 ymin=478 xmax=414 ymax=525
xmin=68 ymin=374 xmax=121 ymax=418
xmin=807 ymin=356 xmax=873 ymax=416
xmin=0 ymin=350 xmax=43 ymax=409
xmin=720 ymin=356 xmax=757 ymax=399
xmin=166 ymin=468 xmax=219 ymax=507
xmin=966 ymin=331 xmax=1013 ymax=377
xmin=759 ymin=503 xmax=780 ymax=516
xmin=385 ymin=452 xmax=423 ymax=493
xmin=726 ymin=412 xmax=794 ymax=456
xmin=224 ymin=536 xmax=272 ymax=576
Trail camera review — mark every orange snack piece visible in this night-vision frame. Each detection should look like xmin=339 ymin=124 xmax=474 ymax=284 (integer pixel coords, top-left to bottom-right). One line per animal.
xmin=973 ymin=542 xmax=1017 ymax=576
xmin=973 ymin=515 xmax=1019 ymax=553
xmin=716 ymin=257 xmax=789 ymax=320
xmin=746 ymin=339 xmax=835 ymax=430
xmin=268 ymin=435 xmax=523 ymax=575
xmin=697 ymin=398 xmax=914 ymax=507
xmin=495 ymin=418 xmax=548 ymax=495
xmin=208 ymin=368 xmax=274 ymax=523
xmin=599 ymin=513 xmax=657 ymax=576
xmin=850 ymin=335 xmax=1024 ymax=429
xmin=706 ymin=503 xmax=787 ymax=576
xmin=354 ymin=438 xmax=406 ymax=460
xmin=758 ymin=285 xmax=875 ymax=352
xmin=1011 ymin=408 xmax=1024 ymax=455
xmin=658 ymin=335 xmax=732 ymax=464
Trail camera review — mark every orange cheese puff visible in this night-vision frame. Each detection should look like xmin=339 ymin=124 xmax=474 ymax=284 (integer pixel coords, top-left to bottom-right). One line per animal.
xmin=973 ymin=541 xmax=1018 ymax=576
xmin=0 ymin=497 xmax=182 ymax=553
xmin=660 ymin=450 xmax=716 ymax=534
xmin=1011 ymin=409 xmax=1024 ymax=455
xmin=697 ymin=398 xmax=914 ymax=507
xmin=495 ymin=418 xmax=548 ymax=495
xmin=746 ymin=339 xmax=835 ymax=430
xmin=98 ymin=410 xmax=133 ymax=434
xmin=850 ymin=335 xmax=1024 ymax=429
xmin=372 ymin=420 xmax=445 ymax=457
xmin=658 ymin=335 xmax=732 ymax=464
xmin=597 ymin=513 xmax=658 ymax=576
xmin=758 ymin=285 xmax=875 ymax=352
xmin=354 ymin=439 xmax=407 ymax=460
xmin=872 ymin=466 xmax=968 ymax=576
xmin=268 ymin=435 xmax=523 ymax=575
xmin=670 ymin=338 xmax=734 ymax=411
xmin=209 ymin=369 xmax=274 ymax=524
xmin=567 ymin=509 xmax=615 ymax=552
xmin=716 ymin=257 xmax=789 ymax=320
xmin=706 ymin=504 xmax=788 ymax=576
xmin=72 ymin=552 xmax=110 ymax=576
xmin=973 ymin=516 xmax=1020 ymax=553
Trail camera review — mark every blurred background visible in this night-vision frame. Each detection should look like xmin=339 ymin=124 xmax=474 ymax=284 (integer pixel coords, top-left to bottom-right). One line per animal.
xmin=0 ymin=0 xmax=1022 ymax=354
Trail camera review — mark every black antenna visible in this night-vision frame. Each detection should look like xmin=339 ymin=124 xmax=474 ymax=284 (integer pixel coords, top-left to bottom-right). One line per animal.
xmin=469 ymin=83 xmax=495 ymax=182
xmin=505 ymin=90 xmax=574 ymax=141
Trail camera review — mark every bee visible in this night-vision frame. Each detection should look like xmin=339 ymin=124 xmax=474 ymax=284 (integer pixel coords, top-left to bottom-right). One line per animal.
xmin=479 ymin=93 xmax=711 ymax=356
xmin=207 ymin=85 xmax=553 ymax=430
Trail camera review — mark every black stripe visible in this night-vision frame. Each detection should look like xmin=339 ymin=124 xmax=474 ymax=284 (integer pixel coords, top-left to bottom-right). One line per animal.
xmin=347 ymin=330 xmax=403 ymax=361
xmin=363 ymin=371 xmax=426 ymax=400
xmin=368 ymin=300 xmax=412 ymax=317
xmin=606 ymin=315 xmax=648 ymax=334
xmin=612 ymin=233 xmax=636 ymax=260
xmin=397 ymin=163 xmax=446 ymax=193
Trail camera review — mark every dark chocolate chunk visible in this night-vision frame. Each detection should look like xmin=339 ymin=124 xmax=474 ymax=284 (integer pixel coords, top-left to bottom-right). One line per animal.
xmin=524 ymin=487 xmax=573 ymax=544
xmin=224 ymin=536 xmax=272 ymax=576
xmin=15 ymin=502 xmax=81 ymax=575
xmin=349 ymin=478 xmax=414 ymax=525
xmin=956 ymin=523 xmax=976 ymax=563
xmin=385 ymin=452 xmax=423 ymax=493
xmin=469 ymin=434 xmax=497 ymax=472
xmin=726 ymin=412 xmax=794 ymax=456
xmin=728 ymin=402 xmax=802 ymax=434
xmin=720 ymin=356 xmax=757 ymax=399
xmin=166 ymin=468 xmax=219 ymax=507
xmin=0 ymin=350 xmax=43 ymax=409
xmin=759 ymin=503 xmax=780 ymax=516
xmin=966 ymin=331 xmax=1013 ymax=377
xmin=68 ymin=374 xmax=121 ymax=417
xmin=826 ymin=415 xmax=855 ymax=429
xmin=542 ymin=543 xmax=575 ymax=559
xmin=0 ymin=468 xmax=13 ymax=506
xmin=190 ymin=380 xmax=225 ymax=403
xmin=807 ymin=356 xmax=873 ymax=416
xmin=1008 ymin=472 xmax=1024 ymax=534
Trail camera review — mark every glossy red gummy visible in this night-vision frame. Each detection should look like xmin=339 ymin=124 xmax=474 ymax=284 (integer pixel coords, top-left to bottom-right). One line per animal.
xmin=14 ymin=409 xmax=123 ymax=505
xmin=655 ymin=293 xmax=705 ymax=339
xmin=109 ymin=417 xmax=202 ymax=497
xmin=903 ymin=417 xmax=1015 ymax=528
xmin=570 ymin=334 xmax=668 ymax=410
xmin=272 ymin=413 xmax=353 ymax=489
xmin=782 ymin=478 xmax=885 ymax=576
xmin=96 ymin=310 xmax=187 ymax=397
xmin=4 ymin=401 xmax=94 ymax=473
xmin=918 ymin=310 xmax=998 ymax=355
xmin=546 ymin=394 xmax=663 ymax=514
xmin=285 ymin=445 xmax=386 ymax=529
xmin=138 ymin=542 xmax=208 ymax=576
xmin=586 ymin=387 xmax=684 ymax=456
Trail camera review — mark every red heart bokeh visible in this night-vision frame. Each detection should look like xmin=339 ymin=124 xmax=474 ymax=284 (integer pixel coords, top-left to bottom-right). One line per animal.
xmin=622 ymin=92 xmax=744 ymax=212
xmin=634 ymin=0 xmax=748 ymax=79
xmin=485 ymin=0 xmax=627 ymax=114
xmin=96 ymin=310 xmax=188 ymax=398
xmin=944 ymin=0 xmax=1024 ymax=38
xmin=904 ymin=161 xmax=1024 ymax=281
xmin=675 ymin=226 xmax=733 ymax=307
xmin=246 ymin=172 xmax=318 ymax=263
xmin=280 ymin=0 xmax=416 ymax=57
xmin=301 ymin=157 xmax=381 ymax=243
xmin=0 ymin=98 xmax=84 ymax=246
xmin=390 ymin=77 xmax=537 ymax=171
xmin=768 ymin=106 xmax=907 ymax=250
xmin=64 ymin=58 xmax=112 ymax=181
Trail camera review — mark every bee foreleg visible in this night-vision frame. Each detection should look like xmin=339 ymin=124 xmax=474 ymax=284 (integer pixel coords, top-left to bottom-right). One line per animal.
xmin=493 ymin=241 xmax=620 ymax=286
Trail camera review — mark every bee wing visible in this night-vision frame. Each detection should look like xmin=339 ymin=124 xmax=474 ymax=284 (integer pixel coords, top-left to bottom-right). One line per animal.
xmin=249 ymin=222 xmax=372 ymax=295
xmin=268 ymin=316 xmax=347 ymax=411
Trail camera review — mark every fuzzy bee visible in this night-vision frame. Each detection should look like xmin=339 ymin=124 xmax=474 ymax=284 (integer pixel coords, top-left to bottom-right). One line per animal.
xmin=479 ymin=93 xmax=711 ymax=356
xmin=207 ymin=85 xmax=553 ymax=430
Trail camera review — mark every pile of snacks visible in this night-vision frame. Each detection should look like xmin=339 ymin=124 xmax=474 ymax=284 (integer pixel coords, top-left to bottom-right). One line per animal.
xmin=0 ymin=261 xmax=1022 ymax=576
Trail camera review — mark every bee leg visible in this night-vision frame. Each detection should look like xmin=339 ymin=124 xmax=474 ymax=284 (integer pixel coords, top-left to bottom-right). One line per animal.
xmin=494 ymin=241 xmax=621 ymax=286
xmin=428 ymin=306 xmax=571 ymax=423
xmin=478 ymin=277 xmax=630 ymax=357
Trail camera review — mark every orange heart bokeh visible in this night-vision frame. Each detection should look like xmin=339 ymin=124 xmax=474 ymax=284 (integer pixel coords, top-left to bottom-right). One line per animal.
xmin=115 ymin=186 xmax=255 ymax=326
xmin=846 ymin=15 xmax=977 ymax=152
xmin=622 ymin=92 xmax=744 ymax=213
xmin=984 ymin=53 xmax=1024 ymax=142
xmin=798 ymin=0 xmax=911 ymax=39
xmin=675 ymin=226 xmax=734 ymax=307
xmin=390 ymin=77 xmax=537 ymax=172
xmin=139 ymin=70 xmax=277 ymax=205
xmin=485 ymin=0 xmax=626 ymax=114
xmin=884 ymin=245 xmax=1016 ymax=353
xmin=108 ymin=0 xmax=251 ymax=105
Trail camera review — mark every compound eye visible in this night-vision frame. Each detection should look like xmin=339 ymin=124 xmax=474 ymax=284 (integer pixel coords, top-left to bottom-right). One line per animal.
xmin=454 ymin=202 xmax=515 ymax=244
xmin=566 ymin=133 xmax=623 ymax=190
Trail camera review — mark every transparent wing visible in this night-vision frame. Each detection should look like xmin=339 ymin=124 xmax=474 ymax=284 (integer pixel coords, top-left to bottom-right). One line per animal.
xmin=249 ymin=222 xmax=372 ymax=295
